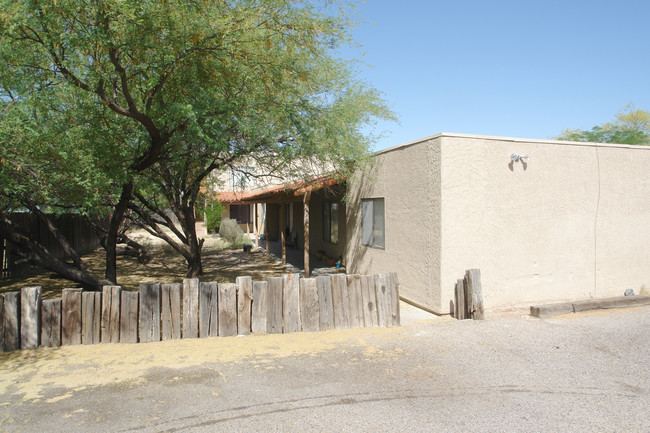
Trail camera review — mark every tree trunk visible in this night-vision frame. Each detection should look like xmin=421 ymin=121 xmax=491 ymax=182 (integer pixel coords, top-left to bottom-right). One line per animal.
xmin=182 ymin=204 xmax=204 ymax=278
xmin=0 ymin=216 xmax=112 ymax=290
xmin=105 ymin=182 xmax=133 ymax=283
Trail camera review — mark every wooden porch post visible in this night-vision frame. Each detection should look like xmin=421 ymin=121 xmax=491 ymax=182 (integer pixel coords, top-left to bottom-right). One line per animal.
xmin=303 ymin=191 xmax=311 ymax=278
xmin=265 ymin=203 xmax=270 ymax=254
xmin=280 ymin=201 xmax=286 ymax=265
xmin=253 ymin=203 xmax=259 ymax=248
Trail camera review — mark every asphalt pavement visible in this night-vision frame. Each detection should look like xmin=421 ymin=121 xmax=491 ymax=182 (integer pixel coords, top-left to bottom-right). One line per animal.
xmin=1 ymin=305 xmax=648 ymax=432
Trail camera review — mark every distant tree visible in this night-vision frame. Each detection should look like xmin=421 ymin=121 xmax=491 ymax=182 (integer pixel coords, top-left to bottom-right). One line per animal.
xmin=557 ymin=104 xmax=650 ymax=145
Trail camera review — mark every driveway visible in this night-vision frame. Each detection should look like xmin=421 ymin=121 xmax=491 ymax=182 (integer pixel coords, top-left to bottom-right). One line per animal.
xmin=1 ymin=306 xmax=648 ymax=432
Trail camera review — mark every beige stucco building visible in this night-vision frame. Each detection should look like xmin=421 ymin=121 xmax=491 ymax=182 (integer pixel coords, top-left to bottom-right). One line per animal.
xmin=346 ymin=133 xmax=650 ymax=314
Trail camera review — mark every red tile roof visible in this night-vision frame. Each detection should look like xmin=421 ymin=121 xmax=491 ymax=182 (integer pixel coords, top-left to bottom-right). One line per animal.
xmin=213 ymin=174 xmax=343 ymax=203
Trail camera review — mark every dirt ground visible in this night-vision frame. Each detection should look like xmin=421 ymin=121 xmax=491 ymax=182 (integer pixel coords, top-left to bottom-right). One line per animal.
xmin=0 ymin=229 xmax=287 ymax=299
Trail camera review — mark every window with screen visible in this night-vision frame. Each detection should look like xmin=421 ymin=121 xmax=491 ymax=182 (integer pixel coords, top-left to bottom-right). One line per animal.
xmin=361 ymin=198 xmax=385 ymax=248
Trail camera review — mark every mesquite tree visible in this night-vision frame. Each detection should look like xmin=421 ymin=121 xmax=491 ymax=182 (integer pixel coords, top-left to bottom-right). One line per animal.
xmin=0 ymin=0 xmax=393 ymax=285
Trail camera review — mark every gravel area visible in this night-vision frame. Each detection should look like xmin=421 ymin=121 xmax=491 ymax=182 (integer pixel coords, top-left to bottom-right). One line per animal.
xmin=1 ymin=305 xmax=648 ymax=432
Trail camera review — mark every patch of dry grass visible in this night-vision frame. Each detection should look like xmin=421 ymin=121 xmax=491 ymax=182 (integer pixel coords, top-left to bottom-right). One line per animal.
xmin=0 ymin=229 xmax=286 ymax=299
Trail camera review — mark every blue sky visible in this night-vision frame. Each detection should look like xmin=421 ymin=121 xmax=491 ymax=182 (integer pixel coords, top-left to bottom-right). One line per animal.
xmin=338 ymin=0 xmax=650 ymax=150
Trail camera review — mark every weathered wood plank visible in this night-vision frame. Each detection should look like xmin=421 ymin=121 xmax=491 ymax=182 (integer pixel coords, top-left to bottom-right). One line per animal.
xmin=218 ymin=283 xmax=237 ymax=337
xmin=0 ymin=295 xmax=4 ymax=351
xmin=182 ymin=278 xmax=200 ymax=339
xmin=300 ymin=278 xmax=319 ymax=332
xmin=161 ymin=283 xmax=181 ymax=340
xmin=81 ymin=291 xmax=101 ymax=345
xmin=2 ymin=292 xmax=20 ymax=351
xmin=120 ymin=291 xmax=139 ymax=344
xmin=388 ymin=272 xmax=401 ymax=326
xmin=282 ymin=273 xmax=301 ymax=333
xmin=139 ymin=283 xmax=161 ymax=343
xmin=20 ymin=286 xmax=41 ymax=349
xmin=101 ymin=286 xmax=122 ymax=343
xmin=62 ymin=288 xmax=82 ymax=345
xmin=251 ymin=281 xmax=268 ymax=333
xmin=466 ymin=269 xmax=484 ymax=320
xmin=346 ymin=275 xmax=364 ymax=328
xmin=41 ymin=299 xmax=61 ymax=348
xmin=200 ymin=281 xmax=219 ymax=338
xmin=374 ymin=274 xmax=391 ymax=327
xmin=236 ymin=276 xmax=253 ymax=335
xmin=331 ymin=274 xmax=350 ymax=329
xmin=360 ymin=275 xmax=378 ymax=327
xmin=316 ymin=276 xmax=334 ymax=330
xmin=454 ymin=279 xmax=465 ymax=320
xmin=463 ymin=275 xmax=472 ymax=319
xmin=266 ymin=277 xmax=283 ymax=334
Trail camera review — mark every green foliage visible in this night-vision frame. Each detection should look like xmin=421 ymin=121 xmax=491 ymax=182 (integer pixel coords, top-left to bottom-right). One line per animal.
xmin=219 ymin=219 xmax=243 ymax=247
xmin=557 ymin=104 xmax=650 ymax=145
xmin=0 ymin=0 xmax=395 ymax=277
xmin=205 ymin=199 xmax=224 ymax=234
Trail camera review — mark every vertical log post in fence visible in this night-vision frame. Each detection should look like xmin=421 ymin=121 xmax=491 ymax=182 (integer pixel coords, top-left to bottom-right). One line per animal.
xmin=41 ymin=299 xmax=61 ymax=348
xmin=389 ymin=272 xmax=401 ymax=326
xmin=266 ymin=277 xmax=283 ymax=334
xmin=62 ymin=288 xmax=82 ymax=345
xmin=374 ymin=274 xmax=392 ymax=327
xmin=346 ymin=275 xmax=364 ymax=328
xmin=120 ymin=291 xmax=139 ymax=344
xmin=81 ymin=291 xmax=101 ymax=345
xmin=251 ymin=281 xmax=268 ymax=334
xmin=465 ymin=269 xmax=484 ymax=320
xmin=218 ymin=283 xmax=237 ymax=337
xmin=2 ymin=292 xmax=20 ymax=351
xmin=316 ymin=275 xmax=334 ymax=330
xmin=161 ymin=283 xmax=181 ymax=340
xmin=182 ymin=278 xmax=199 ymax=339
xmin=331 ymin=274 xmax=350 ymax=329
xmin=20 ymin=286 xmax=41 ymax=349
xmin=454 ymin=279 xmax=465 ymax=320
xmin=282 ymin=273 xmax=301 ymax=333
xmin=101 ymin=286 xmax=122 ymax=343
xmin=199 ymin=281 xmax=218 ymax=338
xmin=140 ymin=283 xmax=161 ymax=343
xmin=299 ymin=278 xmax=319 ymax=332
xmin=237 ymin=276 xmax=253 ymax=335
xmin=360 ymin=275 xmax=378 ymax=327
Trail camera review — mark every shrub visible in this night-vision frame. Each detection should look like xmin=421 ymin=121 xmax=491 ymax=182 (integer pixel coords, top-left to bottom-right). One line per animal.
xmin=219 ymin=219 xmax=243 ymax=246
xmin=205 ymin=199 xmax=224 ymax=233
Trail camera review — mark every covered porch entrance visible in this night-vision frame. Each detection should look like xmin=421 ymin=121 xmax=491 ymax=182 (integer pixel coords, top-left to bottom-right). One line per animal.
xmin=217 ymin=175 xmax=347 ymax=277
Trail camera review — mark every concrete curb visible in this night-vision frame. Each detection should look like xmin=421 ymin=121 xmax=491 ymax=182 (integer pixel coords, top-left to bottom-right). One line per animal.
xmin=530 ymin=295 xmax=650 ymax=318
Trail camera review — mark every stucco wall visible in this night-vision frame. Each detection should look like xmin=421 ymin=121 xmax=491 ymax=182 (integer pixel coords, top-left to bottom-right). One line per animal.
xmin=346 ymin=137 xmax=441 ymax=312
xmin=439 ymin=134 xmax=650 ymax=310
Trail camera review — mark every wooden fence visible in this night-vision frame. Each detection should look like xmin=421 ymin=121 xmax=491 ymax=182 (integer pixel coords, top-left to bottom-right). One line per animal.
xmin=1 ymin=212 xmax=101 ymax=279
xmin=453 ymin=268 xmax=484 ymax=320
xmin=0 ymin=272 xmax=400 ymax=352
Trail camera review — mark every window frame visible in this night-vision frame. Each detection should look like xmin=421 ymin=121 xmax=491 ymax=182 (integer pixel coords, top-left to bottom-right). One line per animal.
xmin=322 ymin=201 xmax=339 ymax=245
xmin=229 ymin=204 xmax=252 ymax=224
xmin=361 ymin=198 xmax=385 ymax=249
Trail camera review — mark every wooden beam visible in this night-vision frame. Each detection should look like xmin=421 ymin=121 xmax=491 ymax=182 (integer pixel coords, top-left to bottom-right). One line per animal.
xmin=280 ymin=201 xmax=286 ymax=265
xmin=253 ymin=203 xmax=259 ymax=248
xmin=265 ymin=204 xmax=270 ymax=254
xmin=21 ymin=286 xmax=41 ymax=349
xmin=303 ymin=191 xmax=311 ymax=278
xmin=62 ymin=288 xmax=82 ymax=345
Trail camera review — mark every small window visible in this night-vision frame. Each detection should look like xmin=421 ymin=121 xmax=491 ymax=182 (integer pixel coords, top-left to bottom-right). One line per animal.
xmin=230 ymin=167 xmax=254 ymax=189
xmin=322 ymin=202 xmax=339 ymax=244
xmin=229 ymin=204 xmax=251 ymax=224
xmin=361 ymin=198 xmax=384 ymax=248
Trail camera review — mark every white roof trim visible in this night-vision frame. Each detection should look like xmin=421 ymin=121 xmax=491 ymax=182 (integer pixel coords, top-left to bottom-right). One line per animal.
xmin=373 ymin=132 xmax=650 ymax=156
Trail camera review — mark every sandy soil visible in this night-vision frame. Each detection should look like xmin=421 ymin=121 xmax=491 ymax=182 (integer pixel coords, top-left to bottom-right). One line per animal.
xmin=0 ymin=230 xmax=287 ymax=299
